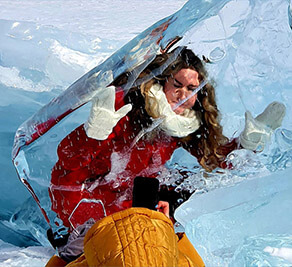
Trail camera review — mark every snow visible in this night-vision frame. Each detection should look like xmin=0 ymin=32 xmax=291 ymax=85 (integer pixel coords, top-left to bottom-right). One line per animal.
xmin=0 ymin=0 xmax=185 ymax=42
xmin=1 ymin=0 xmax=292 ymax=266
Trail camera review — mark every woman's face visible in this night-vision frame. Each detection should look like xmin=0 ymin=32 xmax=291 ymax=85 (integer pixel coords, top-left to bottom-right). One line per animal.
xmin=163 ymin=68 xmax=200 ymax=114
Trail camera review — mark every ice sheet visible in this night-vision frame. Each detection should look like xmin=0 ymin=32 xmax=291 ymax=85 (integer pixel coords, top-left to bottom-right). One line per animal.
xmin=175 ymin=167 xmax=292 ymax=265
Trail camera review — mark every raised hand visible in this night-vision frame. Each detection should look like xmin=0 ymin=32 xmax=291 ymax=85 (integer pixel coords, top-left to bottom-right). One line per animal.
xmin=84 ymin=86 xmax=132 ymax=140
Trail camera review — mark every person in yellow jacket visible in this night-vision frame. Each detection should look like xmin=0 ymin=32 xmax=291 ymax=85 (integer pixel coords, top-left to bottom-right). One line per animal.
xmin=46 ymin=203 xmax=204 ymax=267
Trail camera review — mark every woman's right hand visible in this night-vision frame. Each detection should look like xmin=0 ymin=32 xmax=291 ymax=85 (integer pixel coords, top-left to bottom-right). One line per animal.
xmin=84 ymin=86 xmax=132 ymax=140
xmin=156 ymin=201 xmax=170 ymax=218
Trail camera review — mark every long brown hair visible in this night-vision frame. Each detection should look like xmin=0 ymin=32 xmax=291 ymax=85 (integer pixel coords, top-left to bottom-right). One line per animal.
xmin=113 ymin=47 xmax=228 ymax=171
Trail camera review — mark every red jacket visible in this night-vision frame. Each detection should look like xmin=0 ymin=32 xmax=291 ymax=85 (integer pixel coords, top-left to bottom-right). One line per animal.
xmin=50 ymin=89 xmax=182 ymax=228
xmin=50 ymin=91 xmax=238 ymax=228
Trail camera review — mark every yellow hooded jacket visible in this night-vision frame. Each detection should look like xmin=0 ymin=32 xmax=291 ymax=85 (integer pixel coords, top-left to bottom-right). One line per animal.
xmin=46 ymin=207 xmax=204 ymax=267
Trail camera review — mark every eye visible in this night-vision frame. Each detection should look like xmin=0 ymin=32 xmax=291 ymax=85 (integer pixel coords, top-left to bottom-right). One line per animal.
xmin=188 ymin=86 xmax=197 ymax=91
xmin=173 ymin=79 xmax=182 ymax=88
xmin=173 ymin=81 xmax=181 ymax=88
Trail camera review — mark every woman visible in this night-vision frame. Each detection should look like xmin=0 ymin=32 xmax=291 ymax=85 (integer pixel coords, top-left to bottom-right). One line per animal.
xmin=50 ymin=47 xmax=285 ymax=228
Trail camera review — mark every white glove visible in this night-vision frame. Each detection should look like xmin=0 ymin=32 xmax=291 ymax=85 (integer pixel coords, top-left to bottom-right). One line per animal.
xmin=239 ymin=101 xmax=286 ymax=151
xmin=264 ymin=246 xmax=292 ymax=263
xmin=84 ymin=86 xmax=132 ymax=140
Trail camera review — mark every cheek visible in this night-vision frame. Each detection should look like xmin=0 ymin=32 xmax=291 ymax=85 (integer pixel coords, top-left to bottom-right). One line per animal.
xmin=187 ymin=94 xmax=197 ymax=107
xmin=163 ymin=84 xmax=175 ymax=101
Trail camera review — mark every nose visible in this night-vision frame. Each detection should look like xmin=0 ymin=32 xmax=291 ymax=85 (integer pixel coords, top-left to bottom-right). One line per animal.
xmin=176 ymin=87 xmax=187 ymax=101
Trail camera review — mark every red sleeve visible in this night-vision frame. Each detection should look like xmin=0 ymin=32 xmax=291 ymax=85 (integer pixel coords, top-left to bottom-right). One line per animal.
xmin=52 ymin=89 xmax=128 ymax=178
xmin=56 ymin=89 xmax=126 ymax=171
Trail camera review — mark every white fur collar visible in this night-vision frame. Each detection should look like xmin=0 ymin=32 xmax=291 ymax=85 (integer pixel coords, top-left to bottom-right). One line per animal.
xmin=147 ymin=83 xmax=201 ymax=138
